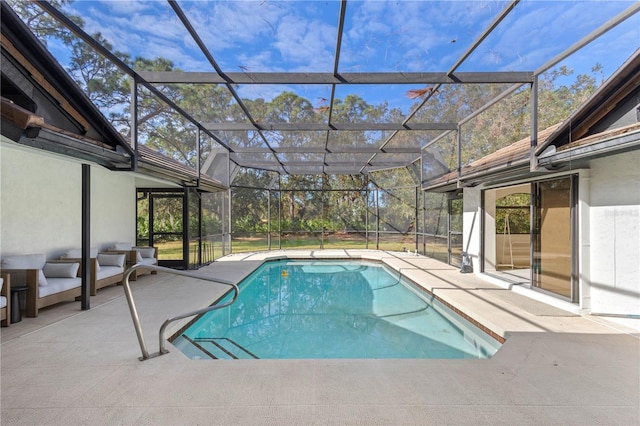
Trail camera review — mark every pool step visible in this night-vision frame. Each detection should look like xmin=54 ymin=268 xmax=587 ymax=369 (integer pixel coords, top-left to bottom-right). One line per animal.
xmin=190 ymin=337 xmax=259 ymax=360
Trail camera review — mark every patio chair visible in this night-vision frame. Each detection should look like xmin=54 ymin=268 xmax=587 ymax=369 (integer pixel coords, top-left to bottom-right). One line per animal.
xmin=108 ymin=243 xmax=158 ymax=281
xmin=61 ymin=249 xmax=125 ymax=296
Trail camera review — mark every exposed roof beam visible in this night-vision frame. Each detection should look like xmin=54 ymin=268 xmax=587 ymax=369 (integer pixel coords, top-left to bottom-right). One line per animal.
xmin=323 ymin=0 xmax=348 ymax=175
xmin=233 ymin=146 xmax=421 ymax=154
xmin=2 ymin=3 xmax=134 ymax=158
xmin=202 ymin=122 xmax=458 ymax=131
xmin=333 ymin=0 xmax=347 ymax=76
xmin=239 ymin=161 xmax=409 ymax=168
xmin=138 ymin=71 xmax=534 ymax=85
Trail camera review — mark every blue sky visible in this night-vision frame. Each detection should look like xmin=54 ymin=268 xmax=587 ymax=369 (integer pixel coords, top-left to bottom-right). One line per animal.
xmin=53 ymin=0 xmax=639 ymax=114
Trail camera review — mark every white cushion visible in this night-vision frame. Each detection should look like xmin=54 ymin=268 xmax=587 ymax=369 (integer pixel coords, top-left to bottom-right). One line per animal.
xmin=0 ymin=277 xmax=3 ymax=292
xmin=112 ymin=242 xmax=133 ymax=250
xmin=138 ymin=257 xmax=157 ymax=267
xmin=38 ymin=277 xmax=81 ymax=298
xmin=135 ymin=251 xmax=143 ymax=263
xmin=0 ymin=296 xmax=6 ymax=309
xmin=1 ymin=254 xmax=48 ymax=286
xmin=97 ymin=253 xmax=125 ymax=267
xmin=135 ymin=247 xmax=156 ymax=259
xmin=43 ymin=262 xmax=79 ymax=279
xmin=96 ymin=265 xmax=124 ymax=280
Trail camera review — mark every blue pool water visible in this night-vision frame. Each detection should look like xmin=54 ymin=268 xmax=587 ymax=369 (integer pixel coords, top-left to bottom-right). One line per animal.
xmin=172 ymin=260 xmax=501 ymax=360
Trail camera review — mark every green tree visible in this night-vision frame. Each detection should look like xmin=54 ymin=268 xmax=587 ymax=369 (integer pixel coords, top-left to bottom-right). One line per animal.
xmin=67 ymin=33 xmax=132 ymax=132
xmin=6 ymin=0 xmax=82 ymax=44
xmin=231 ymin=169 xmax=273 ymax=233
xmin=9 ymin=0 xmax=605 ymax=244
xmin=496 ymin=193 xmax=530 ymax=234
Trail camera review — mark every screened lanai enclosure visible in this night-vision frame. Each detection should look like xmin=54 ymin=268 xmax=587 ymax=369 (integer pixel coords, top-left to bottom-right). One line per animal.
xmin=4 ymin=0 xmax=639 ymax=269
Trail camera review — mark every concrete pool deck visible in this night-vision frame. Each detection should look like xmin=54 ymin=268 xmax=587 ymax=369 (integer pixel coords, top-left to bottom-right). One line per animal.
xmin=1 ymin=250 xmax=638 ymax=425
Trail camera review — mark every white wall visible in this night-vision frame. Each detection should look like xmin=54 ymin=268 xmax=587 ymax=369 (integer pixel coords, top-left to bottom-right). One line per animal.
xmin=1 ymin=137 xmax=136 ymax=260
xmin=495 ymin=234 xmax=530 ymax=267
xmin=90 ymin=164 xmax=137 ymax=248
xmin=588 ymin=150 xmax=640 ymax=315
xmin=577 ymin=169 xmax=591 ymax=312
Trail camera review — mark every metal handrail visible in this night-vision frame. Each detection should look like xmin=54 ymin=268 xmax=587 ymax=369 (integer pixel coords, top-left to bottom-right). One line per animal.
xmin=122 ymin=264 xmax=240 ymax=361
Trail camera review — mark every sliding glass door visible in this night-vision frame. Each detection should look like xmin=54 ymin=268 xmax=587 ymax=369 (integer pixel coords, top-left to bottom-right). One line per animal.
xmin=483 ymin=176 xmax=578 ymax=302
xmin=532 ymin=176 xmax=577 ymax=301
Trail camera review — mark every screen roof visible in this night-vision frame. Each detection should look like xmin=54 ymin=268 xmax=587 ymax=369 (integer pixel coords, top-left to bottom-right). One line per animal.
xmin=12 ymin=0 xmax=640 ymax=176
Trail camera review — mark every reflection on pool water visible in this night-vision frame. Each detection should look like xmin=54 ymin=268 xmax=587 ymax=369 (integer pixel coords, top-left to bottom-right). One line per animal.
xmin=172 ymin=260 xmax=502 ymax=359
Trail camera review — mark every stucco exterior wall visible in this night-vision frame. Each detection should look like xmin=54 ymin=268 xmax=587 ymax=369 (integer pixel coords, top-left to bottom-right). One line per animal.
xmin=588 ymin=150 xmax=640 ymax=315
xmin=1 ymin=138 xmax=136 ymax=260
xmin=90 ymin=165 xmax=136 ymax=248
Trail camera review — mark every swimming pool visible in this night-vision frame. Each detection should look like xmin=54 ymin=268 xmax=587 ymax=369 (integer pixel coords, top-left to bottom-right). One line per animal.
xmin=171 ymin=259 xmax=501 ymax=359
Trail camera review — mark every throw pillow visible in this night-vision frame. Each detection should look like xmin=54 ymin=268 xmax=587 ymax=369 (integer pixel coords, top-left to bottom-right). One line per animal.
xmin=43 ymin=262 xmax=80 ymax=279
xmin=135 ymin=247 xmax=156 ymax=259
xmin=112 ymin=242 xmax=133 ymax=250
xmin=97 ymin=253 xmax=125 ymax=268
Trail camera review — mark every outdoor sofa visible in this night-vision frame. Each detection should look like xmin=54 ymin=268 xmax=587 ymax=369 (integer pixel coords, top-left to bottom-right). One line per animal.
xmin=0 ymin=254 xmax=81 ymax=317
xmin=61 ymin=249 xmax=125 ymax=296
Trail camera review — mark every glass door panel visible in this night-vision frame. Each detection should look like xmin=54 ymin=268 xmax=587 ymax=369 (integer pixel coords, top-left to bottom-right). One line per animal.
xmin=201 ymin=191 xmax=227 ymax=263
xmin=151 ymin=193 xmax=185 ymax=266
xmin=448 ymin=196 xmax=463 ymax=267
xmin=482 ymin=184 xmax=532 ymax=286
xmin=495 ymin=191 xmax=531 ymax=270
xmin=136 ymin=191 xmax=150 ymax=247
xmin=187 ymin=189 xmax=201 ymax=268
xmin=533 ymin=177 xmax=574 ymax=299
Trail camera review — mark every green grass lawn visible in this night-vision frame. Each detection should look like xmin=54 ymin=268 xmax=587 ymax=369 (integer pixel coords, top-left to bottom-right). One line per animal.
xmin=154 ymin=234 xmax=449 ymax=262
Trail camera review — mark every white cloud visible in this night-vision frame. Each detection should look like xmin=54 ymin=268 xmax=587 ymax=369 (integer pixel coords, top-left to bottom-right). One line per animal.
xmin=177 ymin=1 xmax=338 ymax=72
xmin=62 ymin=0 xmax=638 ymax=80
xmin=70 ymin=1 xmax=213 ymax=70
xmin=463 ymin=0 xmax=638 ymax=72
xmin=183 ymin=1 xmax=287 ymax=52
xmin=96 ymin=0 xmax=151 ymax=15
xmin=341 ymin=0 xmax=496 ymax=72
xmin=273 ymin=14 xmax=335 ymax=71
xmin=235 ymin=50 xmax=276 ymax=72
xmin=236 ymin=83 xmax=284 ymax=103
